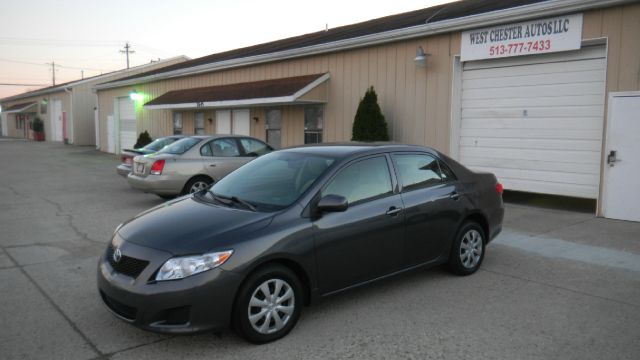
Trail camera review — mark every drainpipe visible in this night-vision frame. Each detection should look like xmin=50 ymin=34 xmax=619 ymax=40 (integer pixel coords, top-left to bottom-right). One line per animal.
xmin=64 ymin=87 xmax=72 ymax=144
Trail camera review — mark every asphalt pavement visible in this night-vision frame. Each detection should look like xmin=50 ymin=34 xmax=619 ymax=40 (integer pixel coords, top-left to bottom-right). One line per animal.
xmin=1 ymin=139 xmax=639 ymax=360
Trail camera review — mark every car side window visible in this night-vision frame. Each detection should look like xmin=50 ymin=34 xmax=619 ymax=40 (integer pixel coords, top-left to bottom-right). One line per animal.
xmin=438 ymin=161 xmax=456 ymax=182
xmin=200 ymin=142 xmax=213 ymax=157
xmin=240 ymin=138 xmax=272 ymax=156
xmin=393 ymin=154 xmax=444 ymax=191
xmin=322 ymin=156 xmax=392 ymax=205
xmin=211 ymin=139 xmax=240 ymax=157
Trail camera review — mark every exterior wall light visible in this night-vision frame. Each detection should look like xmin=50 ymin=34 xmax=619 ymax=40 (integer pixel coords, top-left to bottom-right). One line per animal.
xmin=41 ymin=98 xmax=48 ymax=105
xmin=129 ymin=90 xmax=143 ymax=101
xmin=414 ymin=46 xmax=430 ymax=67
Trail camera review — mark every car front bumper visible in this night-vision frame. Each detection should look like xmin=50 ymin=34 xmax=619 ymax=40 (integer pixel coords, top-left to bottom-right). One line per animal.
xmin=127 ymin=173 xmax=185 ymax=196
xmin=97 ymin=238 xmax=243 ymax=334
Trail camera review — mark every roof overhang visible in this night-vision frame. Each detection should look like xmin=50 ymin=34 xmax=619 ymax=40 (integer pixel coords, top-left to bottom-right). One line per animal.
xmin=95 ymin=0 xmax=633 ymax=91
xmin=144 ymin=73 xmax=330 ymax=110
xmin=3 ymin=102 xmax=37 ymax=113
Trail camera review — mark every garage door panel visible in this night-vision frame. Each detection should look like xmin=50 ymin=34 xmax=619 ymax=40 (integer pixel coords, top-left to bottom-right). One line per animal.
xmin=460 ymin=137 xmax=601 ymax=152
xmin=497 ymin=178 xmax=598 ymax=198
xmin=461 ymin=117 xmax=603 ymax=130
xmin=462 ymin=58 xmax=606 ymax=80
xmin=461 ymin=156 xmax=600 ymax=175
xmin=461 ymin=128 xmax=602 ymax=140
xmin=462 ymin=82 xmax=604 ymax=100
xmin=463 ymin=45 xmax=605 ymax=70
xmin=469 ymin=166 xmax=599 ymax=185
xmin=460 ymin=147 xmax=601 ymax=164
xmin=118 ymin=98 xmax=136 ymax=152
xmin=463 ymin=69 xmax=605 ymax=89
xmin=462 ymin=106 xmax=604 ymax=119
xmin=462 ymin=95 xmax=604 ymax=109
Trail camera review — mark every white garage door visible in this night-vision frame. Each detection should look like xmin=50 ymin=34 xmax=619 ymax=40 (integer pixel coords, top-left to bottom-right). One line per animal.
xmin=459 ymin=45 xmax=606 ymax=198
xmin=118 ymin=98 xmax=136 ymax=153
xmin=232 ymin=109 xmax=250 ymax=136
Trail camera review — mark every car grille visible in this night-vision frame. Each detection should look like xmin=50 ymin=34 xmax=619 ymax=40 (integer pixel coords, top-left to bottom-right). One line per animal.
xmin=105 ymin=246 xmax=149 ymax=279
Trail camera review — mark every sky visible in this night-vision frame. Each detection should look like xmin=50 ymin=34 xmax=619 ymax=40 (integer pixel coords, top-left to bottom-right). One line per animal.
xmin=0 ymin=0 xmax=455 ymax=99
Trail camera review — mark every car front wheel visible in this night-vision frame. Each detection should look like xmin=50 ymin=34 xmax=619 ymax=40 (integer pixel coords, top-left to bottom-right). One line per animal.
xmin=233 ymin=265 xmax=302 ymax=344
xmin=183 ymin=176 xmax=212 ymax=195
xmin=447 ymin=222 xmax=485 ymax=276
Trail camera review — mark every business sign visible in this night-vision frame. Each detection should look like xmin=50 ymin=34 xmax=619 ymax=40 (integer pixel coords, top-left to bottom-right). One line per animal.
xmin=461 ymin=13 xmax=583 ymax=61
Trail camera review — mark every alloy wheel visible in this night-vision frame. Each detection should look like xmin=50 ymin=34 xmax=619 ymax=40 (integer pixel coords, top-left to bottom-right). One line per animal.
xmin=189 ymin=180 xmax=209 ymax=193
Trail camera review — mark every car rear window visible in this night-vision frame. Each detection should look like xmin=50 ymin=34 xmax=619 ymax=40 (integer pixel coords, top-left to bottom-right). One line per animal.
xmin=158 ymin=137 xmax=201 ymax=155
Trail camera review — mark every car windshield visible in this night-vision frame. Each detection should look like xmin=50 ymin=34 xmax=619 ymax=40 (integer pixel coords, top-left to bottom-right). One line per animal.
xmin=143 ymin=138 xmax=173 ymax=152
xmin=207 ymin=151 xmax=336 ymax=211
xmin=158 ymin=137 xmax=201 ymax=155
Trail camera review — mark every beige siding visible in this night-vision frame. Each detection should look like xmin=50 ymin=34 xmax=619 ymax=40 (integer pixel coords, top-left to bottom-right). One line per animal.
xmin=1 ymin=91 xmax=68 ymax=141
xmin=96 ymin=4 xmax=640 ymax=156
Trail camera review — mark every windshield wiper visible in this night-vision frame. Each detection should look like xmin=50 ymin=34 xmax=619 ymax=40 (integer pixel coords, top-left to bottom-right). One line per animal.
xmin=210 ymin=192 xmax=256 ymax=211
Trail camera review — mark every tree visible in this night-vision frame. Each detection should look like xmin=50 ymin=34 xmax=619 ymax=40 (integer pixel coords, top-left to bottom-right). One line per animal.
xmin=351 ymin=86 xmax=389 ymax=142
xmin=134 ymin=131 xmax=153 ymax=149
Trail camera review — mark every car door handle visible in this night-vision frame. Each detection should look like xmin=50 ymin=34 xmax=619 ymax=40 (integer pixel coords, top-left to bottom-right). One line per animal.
xmin=209 ymin=164 xmax=216 ymax=167
xmin=450 ymin=192 xmax=460 ymax=200
xmin=386 ymin=207 xmax=403 ymax=216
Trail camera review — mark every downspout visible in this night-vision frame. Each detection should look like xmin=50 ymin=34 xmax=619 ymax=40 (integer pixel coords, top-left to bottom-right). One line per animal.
xmin=64 ymin=87 xmax=72 ymax=144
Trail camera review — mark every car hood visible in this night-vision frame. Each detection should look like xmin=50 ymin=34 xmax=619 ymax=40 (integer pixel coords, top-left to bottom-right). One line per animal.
xmin=118 ymin=196 xmax=274 ymax=255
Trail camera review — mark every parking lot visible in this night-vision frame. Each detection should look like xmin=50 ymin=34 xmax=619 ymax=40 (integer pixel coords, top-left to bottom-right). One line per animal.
xmin=1 ymin=139 xmax=639 ymax=360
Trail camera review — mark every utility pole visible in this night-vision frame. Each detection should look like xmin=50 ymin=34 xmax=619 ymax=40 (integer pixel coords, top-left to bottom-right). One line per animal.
xmin=81 ymin=70 xmax=84 ymax=79
xmin=120 ymin=42 xmax=135 ymax=69
xmin=46 ymin=61 xmax=57 ymax=85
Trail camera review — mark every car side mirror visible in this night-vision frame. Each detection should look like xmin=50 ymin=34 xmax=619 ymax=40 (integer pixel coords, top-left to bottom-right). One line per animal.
xmin=317 ymin=194 xmax=348 ymax=213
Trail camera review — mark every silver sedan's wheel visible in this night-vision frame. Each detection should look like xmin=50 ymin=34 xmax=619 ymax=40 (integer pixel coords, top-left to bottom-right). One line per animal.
xmin=459 ymin=229 xmax=483 ymax=269
xmin=189 ymin=180 xmax=210 ymax=193
xmin=248 ymin=279 xmax=295 ymax=335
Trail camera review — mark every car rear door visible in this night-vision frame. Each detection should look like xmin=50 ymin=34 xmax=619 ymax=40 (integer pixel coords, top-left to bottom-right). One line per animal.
xmin=313 ymin=155 xmax=405 ymax=294
xmin=200 ymin=138 xmax=249 ymax=181
xmin=391 ymin=152 xmax=466 ymax=266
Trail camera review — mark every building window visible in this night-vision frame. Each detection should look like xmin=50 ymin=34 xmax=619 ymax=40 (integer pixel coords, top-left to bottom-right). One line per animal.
xmin=173 ymin=112 xmax=183 ymax=134
xmin=194 ymin=112 xmax=205 ymax=135
xmin=40 ymin=100 xmax=47 ymax=114
xmin=16 ymin=116 xmax=23 ymax=129
xmin=304 ymin=105 xmax=323 ymax=144
xmin=265 ymin=109 xmax=282 ymax=148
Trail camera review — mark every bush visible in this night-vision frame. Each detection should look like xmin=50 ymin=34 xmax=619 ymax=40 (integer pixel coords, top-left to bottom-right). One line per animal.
xmin=32 ymin=117 xmax=44 ymax=133
xmin=351 ymin=86 xmax=389 ymax=142
xmin=134 ymin=131 xmax=153 ymax=148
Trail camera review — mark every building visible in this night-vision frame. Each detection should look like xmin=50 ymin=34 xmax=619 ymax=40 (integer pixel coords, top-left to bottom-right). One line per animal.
xmin=0 ymin=56 xmax=188 ymax=145
xmin=93 ymin=0 xmax=639 ymax=220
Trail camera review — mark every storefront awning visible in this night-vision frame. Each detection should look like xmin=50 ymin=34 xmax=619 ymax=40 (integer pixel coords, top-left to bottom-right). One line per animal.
xmin=3 ymin=102 xmax=37 ymax=113
xmin=144 ymin=73 xmax=330 ymax=110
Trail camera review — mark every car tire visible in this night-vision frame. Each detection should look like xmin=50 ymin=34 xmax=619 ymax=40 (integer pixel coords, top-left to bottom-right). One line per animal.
xmin=182 ymin=176 xmax=212 ymax=195
xmin=157 ymin=194 xmax=175 ymax=200
xmin=447 ymin=221 xmax=485 ymax=276
xmin=233 ymin=265 xmax=303 ymax=344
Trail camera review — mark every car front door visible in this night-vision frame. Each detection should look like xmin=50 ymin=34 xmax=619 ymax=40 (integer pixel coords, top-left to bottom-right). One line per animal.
xmin=391 ymin=153 xmax=466 ymax=266
xmin=200 ymin=138 xmax=248 ymax=181
xmin=313 ymin=155 xmax=405 ymax=294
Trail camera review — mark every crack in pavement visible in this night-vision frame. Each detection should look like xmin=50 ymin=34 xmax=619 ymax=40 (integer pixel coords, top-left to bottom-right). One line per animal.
xmin=2 ymin=250 xmax=104 ymax=359
xmin=40 ymin=197 xmax=103 ymax=245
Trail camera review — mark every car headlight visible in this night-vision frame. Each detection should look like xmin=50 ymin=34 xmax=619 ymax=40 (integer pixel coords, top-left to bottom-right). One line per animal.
xmin=155 ymin=250 xmax=233 ymax=281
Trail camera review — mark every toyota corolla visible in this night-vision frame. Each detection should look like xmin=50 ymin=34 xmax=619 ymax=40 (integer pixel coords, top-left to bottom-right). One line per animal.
xmin=97 ymin=143 xmax=504 ymax=343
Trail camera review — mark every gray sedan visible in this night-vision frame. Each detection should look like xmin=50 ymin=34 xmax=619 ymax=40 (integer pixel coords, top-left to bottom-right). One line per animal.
xmin=127 ymin=135 xmax=272 ymax=198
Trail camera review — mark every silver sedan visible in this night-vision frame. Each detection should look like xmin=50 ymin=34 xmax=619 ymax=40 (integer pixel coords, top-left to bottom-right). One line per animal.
xmin=127 ymin=135 xmax=273 ymax=198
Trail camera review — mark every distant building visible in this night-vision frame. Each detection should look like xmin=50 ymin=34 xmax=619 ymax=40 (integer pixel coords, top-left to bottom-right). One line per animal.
xmin=0 ymin=56 xmax=188 ymax=145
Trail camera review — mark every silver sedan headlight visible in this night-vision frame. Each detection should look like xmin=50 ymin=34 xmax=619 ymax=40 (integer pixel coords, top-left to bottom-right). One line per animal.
xmin=155 ymin=250 xmax=233 ymax=281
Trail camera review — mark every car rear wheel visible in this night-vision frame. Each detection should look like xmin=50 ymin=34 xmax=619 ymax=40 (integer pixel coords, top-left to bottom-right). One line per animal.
xmin=233 ymin=265 xmax=302 ymax=344
xmin=183 ymin=176 xmax=212 ymax=195
xmin=447 ymin=222 xmax=485 ymax=276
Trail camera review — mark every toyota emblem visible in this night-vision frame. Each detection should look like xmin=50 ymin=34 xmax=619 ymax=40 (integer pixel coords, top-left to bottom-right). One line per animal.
xmin=113 ymin=248 xmax=122 ymax=263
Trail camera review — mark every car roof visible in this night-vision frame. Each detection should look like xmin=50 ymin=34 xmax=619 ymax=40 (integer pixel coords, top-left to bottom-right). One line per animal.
xmin=279 ymin=142 xmax=437 ymax=158
xmin=189 ymin=134 xmax=253 ymax=140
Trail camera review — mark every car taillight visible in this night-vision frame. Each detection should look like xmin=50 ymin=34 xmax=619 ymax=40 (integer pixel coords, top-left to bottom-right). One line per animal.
xmin=150 ymin=160 xmax=165 ymax=175
xmin=496 ymin=182 xmax=504 ymax=195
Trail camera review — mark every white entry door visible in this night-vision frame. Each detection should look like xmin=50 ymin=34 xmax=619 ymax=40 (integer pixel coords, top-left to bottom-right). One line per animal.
xmin=216 ymin=110 xmax=231 ymax=134
xmin=51 ymin=99 xmax=63 ymax=141
xmin=232 ymin=109 xmax=250 ymax=136
xmin=107 ymin=115 xmax=115 ymax=153
xmin=117 ymin=98 xmax=136 ymax=153
xmin=602 ymin=93 xmax=640 ymax=222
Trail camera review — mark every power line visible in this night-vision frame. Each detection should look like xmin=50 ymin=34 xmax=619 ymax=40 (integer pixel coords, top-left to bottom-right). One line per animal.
xmin=0 ymin=57 xmax=111 ymax=72
xmin=0 ymin=83 xmax=50 ymax=86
